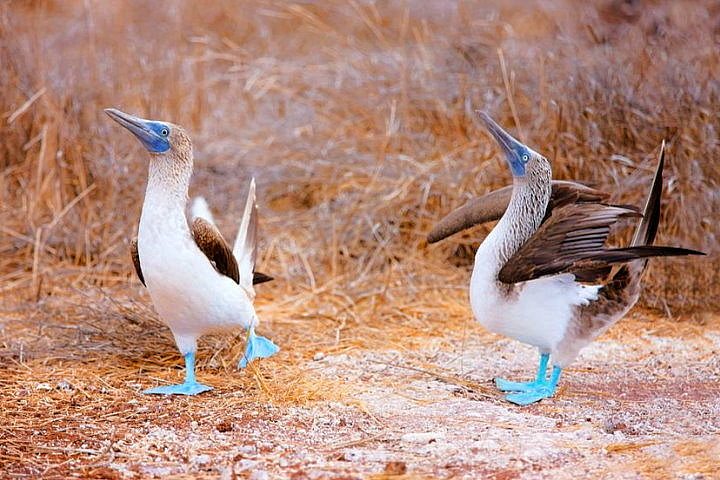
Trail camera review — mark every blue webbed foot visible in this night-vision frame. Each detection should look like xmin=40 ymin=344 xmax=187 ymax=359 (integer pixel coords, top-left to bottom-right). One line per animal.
xmin=505 ymin=385 xmax=555 ymax=405
xmin=495 ymin=353 xmax=550 ymax=392
xmin=239 ymin=329 xmax=279 ymax=368
xmin=495 ymin=378 xmax=543 ymax=392
xmin=503 ymin=365 xmax=562 ymax=406
xmin=144 ymin=352 xmax=212 ymax=395
xmin=144 ymin=382 xmax=213 ymax=396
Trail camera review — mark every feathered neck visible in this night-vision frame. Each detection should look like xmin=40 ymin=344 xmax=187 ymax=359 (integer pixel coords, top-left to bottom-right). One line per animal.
xmin=144 ymin=150 xmax=193 ymax=209
xmin=493 ymin=167 xmax=552 ymax=267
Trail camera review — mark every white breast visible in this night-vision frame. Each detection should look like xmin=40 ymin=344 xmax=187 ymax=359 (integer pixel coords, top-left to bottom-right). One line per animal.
xmin=469 ymin=223 xmax=600 ymax=351
xmin=137 ymin=200 xmax=257 ymax=344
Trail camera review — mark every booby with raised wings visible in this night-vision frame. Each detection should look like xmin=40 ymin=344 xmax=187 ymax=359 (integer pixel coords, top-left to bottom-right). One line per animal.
xmin=429 ymin=112 xmax=704 ymax=405
xmin=106 ymin=108 xmax=278 ymax=395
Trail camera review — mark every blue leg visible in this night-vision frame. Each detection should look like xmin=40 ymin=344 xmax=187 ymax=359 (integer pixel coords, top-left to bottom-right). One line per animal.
xmin=238 ymin=328 xmax=279 ymax=369
xmin=144 ymin=352 xmax=213 ymax=395
xmin=495 ymin=352 xmax=549 ymax=392
xmin=505 ymin=365 xmax=562 ymax=406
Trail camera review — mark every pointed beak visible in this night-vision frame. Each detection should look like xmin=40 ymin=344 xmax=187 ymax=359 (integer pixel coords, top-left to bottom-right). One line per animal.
xmin=104 ymin=108 xmax=170 ymax=153
xmin=105 ymin=108 xmax=154 ymax=141
xmin=476 ymin=111 xmax=525 ymax=159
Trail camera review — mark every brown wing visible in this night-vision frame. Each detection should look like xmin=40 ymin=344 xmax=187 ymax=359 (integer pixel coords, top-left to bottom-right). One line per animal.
xmin=498 ymin=204 xmax=641 ymax=284
xmin=541 ymin=181 xmax=611 ymax=222
xmin=130 ymin=237 xmax=145 ymax=286
xmin=427 ymin=181 xmax=608 ymax=243
xmin=497 ymin=203 xmax=703 ymax=284
xmin=191 ymin=218 xmax=240 ymax=284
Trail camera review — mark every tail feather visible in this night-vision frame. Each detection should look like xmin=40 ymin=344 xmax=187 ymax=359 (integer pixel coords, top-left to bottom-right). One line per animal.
xmin=595 ymin=142 xmax=703 ymax=316
xmin=619 ymin=141 xmax=705 ymax=276
xmin=233 ymin=179 xmax=258 ymax=289
xmin=252 ymin=272 xmax=274 ymax=285
xmin=631 ymin=140 xmax=664 ymax=247
xmin=599 ymin=245 xmax=705 ymax=263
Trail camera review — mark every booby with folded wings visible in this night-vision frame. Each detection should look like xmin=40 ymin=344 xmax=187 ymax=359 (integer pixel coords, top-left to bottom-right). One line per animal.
xmin=106 ymin=108 xmax=278 ymax=395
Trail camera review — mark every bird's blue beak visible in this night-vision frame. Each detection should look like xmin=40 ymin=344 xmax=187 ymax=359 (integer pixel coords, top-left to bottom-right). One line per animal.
xmin=104 ymin=108 xmax=171 ymax=154
xmin=477 ymin=111 xmax=529 ymax=177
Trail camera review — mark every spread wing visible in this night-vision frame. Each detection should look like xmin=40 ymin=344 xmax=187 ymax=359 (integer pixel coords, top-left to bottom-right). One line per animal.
xmin=498 ymin=144 xmax=705 ymax=285
xmin=498 ymin=204 xmax=641 ymax=284
xmin=497 ymin=203 xmax=701 ymax=284
xmin=427 ymin=181 xmax=608 ymax=243
xmin=130 ymin=237 xmax=145 ymax=286
xmin=191 ymin=217 xmax=240 ymax=284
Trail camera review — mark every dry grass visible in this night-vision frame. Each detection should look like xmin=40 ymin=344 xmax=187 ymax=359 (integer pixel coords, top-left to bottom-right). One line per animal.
xmin=1 ymin=0 xmax=719 ymax=477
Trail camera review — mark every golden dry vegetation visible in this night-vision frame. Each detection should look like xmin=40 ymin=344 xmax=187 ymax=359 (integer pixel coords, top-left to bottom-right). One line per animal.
xmin=1 ymin=1 xmax=719 ymax=478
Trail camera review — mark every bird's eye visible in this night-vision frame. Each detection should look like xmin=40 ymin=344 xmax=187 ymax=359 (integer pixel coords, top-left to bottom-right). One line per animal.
xmin=161 ymin=128 xmax=169 ymax=137
xmin=522 ymin=154 xmax=529 ymax=162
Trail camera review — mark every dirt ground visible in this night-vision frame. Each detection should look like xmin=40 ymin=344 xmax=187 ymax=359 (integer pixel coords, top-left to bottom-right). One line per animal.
xmin=2 ymin=1 xmax=719 ymax=479
xmin=2 ymin=291 xmax=718 ymax=479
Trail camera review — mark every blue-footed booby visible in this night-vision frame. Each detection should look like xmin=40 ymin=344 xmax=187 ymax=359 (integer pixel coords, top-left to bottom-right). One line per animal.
xmin=105 ymin=108 xmax=278 ymax=395
xmin=428 ymin=112 xmax=705 ymax=405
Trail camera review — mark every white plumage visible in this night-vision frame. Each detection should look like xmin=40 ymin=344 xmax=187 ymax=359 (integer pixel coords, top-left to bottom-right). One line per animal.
xmin=139 ymin=180 xmax=258 ymax=357
xmin=470 ymin=217 xmax=600 ymax=352
xmin=190 ymin=196 xmax=215 ymax=224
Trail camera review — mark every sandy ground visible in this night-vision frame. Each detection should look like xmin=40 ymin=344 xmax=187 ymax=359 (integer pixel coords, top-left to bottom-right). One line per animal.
xmin=2 ymin=299 xmax=719 ymax=480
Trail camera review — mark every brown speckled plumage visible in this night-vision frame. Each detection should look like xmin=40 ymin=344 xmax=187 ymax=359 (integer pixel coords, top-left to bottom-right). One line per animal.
xmin=556 ymin=263 xmax=640 ymax=364
xmin=493 ymin=158 xmax=552 ymax=266
xmin=497 ymin=203 xmax=642 ymax=284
